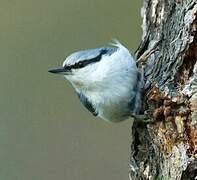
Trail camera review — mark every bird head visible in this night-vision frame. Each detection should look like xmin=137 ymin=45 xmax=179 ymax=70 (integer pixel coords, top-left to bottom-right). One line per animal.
xmin=48 ymin=46 xmax=118 ymax=89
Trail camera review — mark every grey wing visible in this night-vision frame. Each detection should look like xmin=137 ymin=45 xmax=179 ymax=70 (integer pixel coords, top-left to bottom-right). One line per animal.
xmin=77 ymin=92 xmax=98 ymax=116
xmin=129 ymin=72 xmax=142 ymax=115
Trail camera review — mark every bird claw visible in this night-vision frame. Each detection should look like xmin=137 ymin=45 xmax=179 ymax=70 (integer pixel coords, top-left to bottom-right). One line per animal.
xmin=131 ymin=114 xmax=154 ymax=124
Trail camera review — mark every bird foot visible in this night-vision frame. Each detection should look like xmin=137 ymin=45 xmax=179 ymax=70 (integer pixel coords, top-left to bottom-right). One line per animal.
xmin=131 ymin=114 xmax=154 ymax=124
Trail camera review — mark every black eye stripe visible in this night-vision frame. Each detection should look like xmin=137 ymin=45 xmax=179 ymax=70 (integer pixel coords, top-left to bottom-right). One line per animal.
xmin=65 ymin=49 xmax=108 ymax=70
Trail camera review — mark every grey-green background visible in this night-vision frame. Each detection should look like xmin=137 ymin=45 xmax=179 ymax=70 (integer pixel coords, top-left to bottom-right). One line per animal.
xmin=0 ymin=0 xmax=142 ymax=179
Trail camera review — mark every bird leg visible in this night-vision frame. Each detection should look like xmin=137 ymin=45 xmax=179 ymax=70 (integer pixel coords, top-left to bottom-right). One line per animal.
xmin=131 ymin=114 xmax=155 ymax=124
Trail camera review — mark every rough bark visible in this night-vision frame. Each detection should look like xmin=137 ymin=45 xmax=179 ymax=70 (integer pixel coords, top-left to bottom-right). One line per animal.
xmin=129 ymin=0 xmax=197 ymax=179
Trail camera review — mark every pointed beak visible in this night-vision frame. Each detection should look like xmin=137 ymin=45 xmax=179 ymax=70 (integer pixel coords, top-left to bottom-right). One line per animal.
xmin=48 ymin=67 xmax=69 ymax=75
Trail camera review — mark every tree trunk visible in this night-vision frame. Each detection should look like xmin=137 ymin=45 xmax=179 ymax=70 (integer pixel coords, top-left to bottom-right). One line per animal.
xmin=129 ymin=0 xmax=197 ymax=179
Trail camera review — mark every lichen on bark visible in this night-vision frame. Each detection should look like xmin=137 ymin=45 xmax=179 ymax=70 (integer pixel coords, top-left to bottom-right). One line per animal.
xmin=130 ymin=0 xmax=197 ymax=179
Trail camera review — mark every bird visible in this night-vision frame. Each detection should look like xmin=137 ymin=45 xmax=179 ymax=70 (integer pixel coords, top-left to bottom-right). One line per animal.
xmin=48 ymin=40 xmax=142 ymax=123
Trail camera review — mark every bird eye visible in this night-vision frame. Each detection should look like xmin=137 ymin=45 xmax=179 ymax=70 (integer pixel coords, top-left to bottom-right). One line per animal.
xmin=77 ymin=62 xmax=84 ymax=68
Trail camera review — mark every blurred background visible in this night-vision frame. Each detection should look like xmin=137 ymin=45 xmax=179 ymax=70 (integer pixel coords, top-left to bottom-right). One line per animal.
xmin=0 ymin=0 xmax=142 ymax=179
